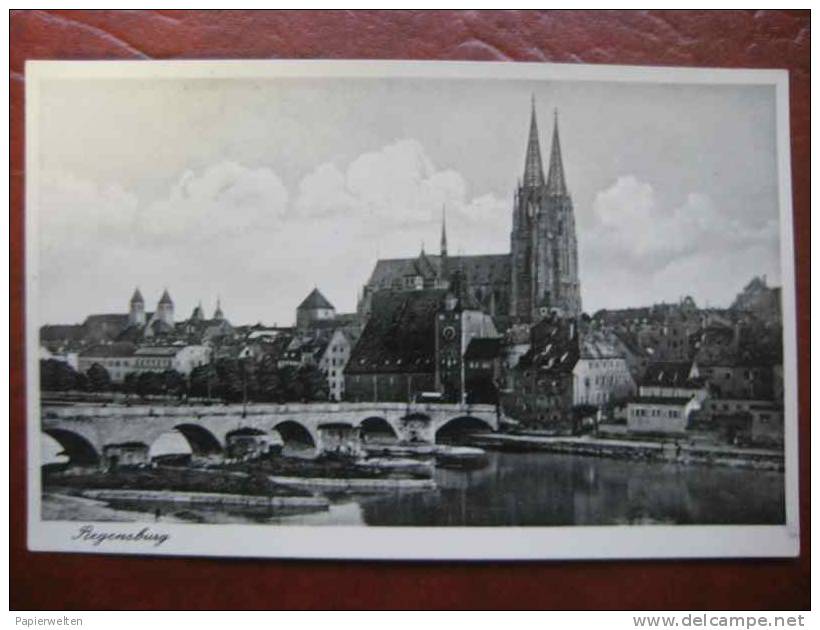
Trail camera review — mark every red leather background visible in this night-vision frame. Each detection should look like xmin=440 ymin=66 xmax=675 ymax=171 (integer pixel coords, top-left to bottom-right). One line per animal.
xmin=9 ymin=10 xmax=810 ymax=610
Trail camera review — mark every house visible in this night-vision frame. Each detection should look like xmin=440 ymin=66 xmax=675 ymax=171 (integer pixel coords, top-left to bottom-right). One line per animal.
xmin=700 ymin=398 xmax=784 ymax=446
xmin=694 ymin=321 xmax=782 ymax=400
xmin=731 ymin=275 xmax=782 ymax=325
xmin=77 ymin=342 xmax=138 ymax=383
xmin=296 ymin=288 xmax=336 ymax=330
xmin=344 ymin=279 xmax=497 ymax=404
xmin=502 ymin=316 xmax=579 ymax=428
xmin=319 ymin=328 xmax=354 ymax=402
xmin=572 ymin=330 xmax=635 ymax=407
xmin=749 ymin=402 xmax=784 ymax=446
xmin=133 ymin=345 xmax=211 ymax=376
xmin=435 ymin=276 xmax=499 ymax=403
xmin=345 ymin=289 xmax=445 ymax=402
xmin=77 ymin=343 xmax=210 ymax=384
xmin=626 ymin=396 xmax=698 ymax=435
xmin=626 ymin=361 xmax=707 ymax=435
xmin=464 ymin=337 xmax=504 ymax=405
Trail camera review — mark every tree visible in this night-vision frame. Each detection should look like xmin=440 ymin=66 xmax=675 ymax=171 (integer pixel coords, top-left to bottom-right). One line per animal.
xmin=86 ymin=363 xmax=112 ymax=392
xmin=571 ymin=404 xmax=598 ymax=435
xmin=276 ymin=365 xmax=302 ymax=402
xmin=256 ymin=355 xmax=283 ymax=402
xmin=161 ymin=369 xmax=186 ymax=398
xmin=74 ymin=372 xmax=89 ymax=392
xmin=123 ymin=372 xmax=139 ymax=397
xmin=298 ymin=364 xmax=328 ymax=402
xmin=239 ymin=358 xmax=258 ymax=403
xmin=190 ymin=364 xmax=218 ymax=399
xmin=214 ymin=359 xmax=243 ymax=402
xmin=40 ymin=359 xmax=81 ymax=391
xmin=136 ymin=371 xmax=163 ymax=397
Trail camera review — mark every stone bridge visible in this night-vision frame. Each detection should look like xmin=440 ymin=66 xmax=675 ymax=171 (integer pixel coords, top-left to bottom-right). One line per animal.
xmin=41 ymin=402 xmax=500 ymax=465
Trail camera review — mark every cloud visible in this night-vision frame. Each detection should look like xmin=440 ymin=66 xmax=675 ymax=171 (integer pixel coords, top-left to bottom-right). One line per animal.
xmin=294 ymin=139 xmax=509 ymax=253
xmin=38 ymin=172 xmax=139 ymax=252
xmin=38 ymin=141 xmax=511 ymax=325
xmin=139 ymin=161 xmax=289 ymax=241
xmin=580 ymin=175 xmax=781 ymax=310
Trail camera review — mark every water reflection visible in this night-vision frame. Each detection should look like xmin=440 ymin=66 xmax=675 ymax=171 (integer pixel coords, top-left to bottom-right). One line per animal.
xmin=344 ymin=451 xmax=785 ymax=527
xmin=44 ymin=450 xmax=786 ymax=527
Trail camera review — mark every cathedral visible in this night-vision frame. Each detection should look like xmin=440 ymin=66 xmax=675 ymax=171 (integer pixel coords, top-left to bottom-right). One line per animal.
xmin=357 ymin=98 xmax=582 ymax=326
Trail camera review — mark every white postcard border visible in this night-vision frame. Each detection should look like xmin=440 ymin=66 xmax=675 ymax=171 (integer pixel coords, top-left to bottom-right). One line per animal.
xmin=24 ymin=59 xmax=800 ymax=560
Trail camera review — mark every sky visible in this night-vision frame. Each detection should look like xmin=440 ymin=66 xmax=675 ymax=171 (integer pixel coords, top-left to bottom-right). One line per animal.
xmin=34 ymin=74 xmax=782 ymax=326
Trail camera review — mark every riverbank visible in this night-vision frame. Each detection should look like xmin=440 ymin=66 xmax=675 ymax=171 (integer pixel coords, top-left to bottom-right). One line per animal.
xmin=469 ymin=433 xmax=784 ymax=471
xmin=42 ymin=492 xmax=192 ymax=522
xmin=221 ymin=454 xmax=434 ymax=481
xmin=43 ymin=465 xmax=307 ymax=497
xmin=81 ymin=488 xmax=329 ymax=510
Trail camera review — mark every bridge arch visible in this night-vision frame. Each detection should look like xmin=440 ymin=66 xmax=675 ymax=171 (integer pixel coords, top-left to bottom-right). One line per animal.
xmin=359 ymin=416 xmax=398 ymax=443
xmin=273 ymin=420 xmax=317 ymax=456
xmin=148 ymin=429 xmax=193 ymax=464
xmin=43 ymin=428 xmax=100 ymax=466
xmin=173 ymin=423 xmax=223 ymax=455
xmin=435 ymin=416 xmax=494 ymax=443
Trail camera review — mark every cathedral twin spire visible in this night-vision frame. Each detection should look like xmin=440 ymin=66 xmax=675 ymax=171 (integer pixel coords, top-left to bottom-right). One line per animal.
xmin=523 ymin=96 xmax=546 ymax=188
xmin=523 ymin=96 xmax=568 ymax=197
xmin=512 ymin=96 xmax=581 ymax=321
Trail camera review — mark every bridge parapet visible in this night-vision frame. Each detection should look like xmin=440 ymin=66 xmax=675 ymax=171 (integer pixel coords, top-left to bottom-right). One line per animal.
xmin=42 ymin=402 xmax=497 ymax=420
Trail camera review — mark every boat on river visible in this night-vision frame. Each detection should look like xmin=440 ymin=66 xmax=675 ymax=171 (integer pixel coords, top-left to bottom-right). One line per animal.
xmin=362 ymin=442 xmax=489 ymax=470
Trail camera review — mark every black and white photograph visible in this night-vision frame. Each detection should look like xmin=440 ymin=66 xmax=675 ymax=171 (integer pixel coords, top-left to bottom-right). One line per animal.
xmin=25 ymin=60 xmax=798 ymax=560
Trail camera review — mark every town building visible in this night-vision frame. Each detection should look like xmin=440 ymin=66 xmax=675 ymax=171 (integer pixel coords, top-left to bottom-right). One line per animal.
xmin=296 ymin=288 xmax=336 ymax=330
xmin=357 ymin=100 xmax=581 ymax=326
xmin=731 ymin=275 xmax=782 ymax=325
xmin=435 ymin=273 xmax=500 ymax=402
xmin=626 ymin=396 xmax=698 ymax=435
xmin=42 ymin=288 xmax=234 ymax=350
xmin=694 ymin=321 xmax=781 ymax=400
xmin=77 ymin=342 xmax=138 ymax=383
xmin=572 ymin=330 xmax=636 ymax=407
xmin=464 ymin=337 xmax=504 ymax=405
xmin=319 ymin=328 xmax=354 ymax=402
xmin=128 ymin=288 xmax=146 ymax=326
xmin=501 ymin=316 xmax=579 ymax=428
xmin=77 ymin=342 xmax=210 ymax=384
xmin=700 ymin=398 xmax=784 ymax=446
xmin=133 ymin=345 xmax=211 ymax=376
xmin=626 ymin=361 xmax=707 ymax=435
xmin=345 ymin=289 xmax=445 ymax=403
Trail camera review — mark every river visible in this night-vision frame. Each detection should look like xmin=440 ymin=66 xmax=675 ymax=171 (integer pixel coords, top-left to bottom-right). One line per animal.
xmin=43 ymin=450 xmax=785 ymax=526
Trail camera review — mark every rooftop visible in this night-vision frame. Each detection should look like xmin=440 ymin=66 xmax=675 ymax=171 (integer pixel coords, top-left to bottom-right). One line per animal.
xmin=631 ymin=396 xmax=693 ymax=406
xmin=346 ymin=289 xmax=446 ymax=375
xmin=641 ymin=362 xmax=696 ymax=387
xmin=298 ymin=288 xmax=334 ymax=311
xmin=465 ymin=337 xmax=503 ymax=361
xmin=79 ymin=342 xmax=137 ymax=358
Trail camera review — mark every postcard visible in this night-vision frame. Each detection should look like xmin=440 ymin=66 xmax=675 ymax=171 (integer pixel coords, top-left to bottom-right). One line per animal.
xmin=25 ymin=59 xmax=798 ymax=559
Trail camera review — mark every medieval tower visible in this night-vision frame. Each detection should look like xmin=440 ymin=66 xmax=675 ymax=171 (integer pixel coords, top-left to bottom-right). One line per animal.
xmin=128 ymin=287 xmax=146 ymax=326
xmin=510 ymin=99 xmax=582 ymax=322
xmin=157 ymin=289 xmax=175 ymax=326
